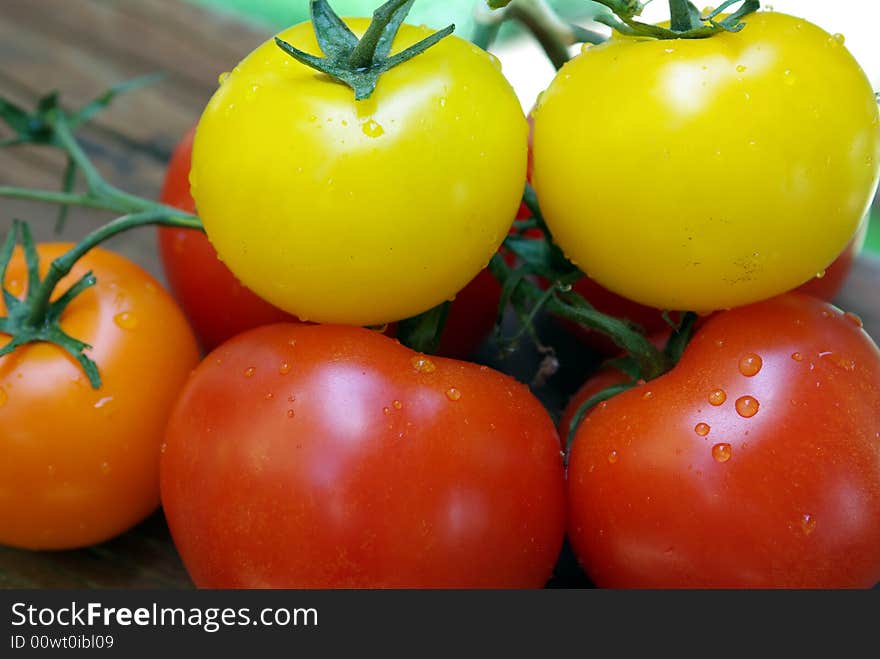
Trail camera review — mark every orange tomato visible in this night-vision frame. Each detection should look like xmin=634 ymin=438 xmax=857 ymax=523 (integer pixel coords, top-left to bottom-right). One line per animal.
xmin=0 ymin=244 xmax=199 ymax=549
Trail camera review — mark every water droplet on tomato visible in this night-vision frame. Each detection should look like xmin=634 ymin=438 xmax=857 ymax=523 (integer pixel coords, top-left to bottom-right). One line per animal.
xmin=286 ymin=409 xmax=295 ymax=418
xmin=100 ymin=461 xmax=111 ymax=475
xmin=736 ymin=64 xmax=747 ymax=73
xmin=801 ymin=513 xmax=817 ymax=535
xmin=783 ymin=70 xmax=797 ymax=86
xmin=446 ymin=388 xmax=462 ymax=401
xmin=738 ymin=353 xmax=763 ymax=377
xmin=712 ymin=443 xmax=732 ymax=463
xmin=438 ymin=97 xmax=447 ymax=108
xmin=735 ymin=396 xmax=759 ymax=418
xmin=831 ymin=33 xmax=845 ymax=46
xmin=695 ymin=423 xmax=711 ymax=437
xmin=244 ymin=367 xmax=256 ymax=378
xmin=844 ymin=312 xmax=863 ymax=328
xmin=265 ymin=392 xmax=274 ymax=400
xmin=607 ymin=450 xmax=619 ymax=464
xmin=392 ymin=400 xmax=403 ymax=410
xmin=114 ymin=312 xmax=138 ymax=330
xmin=580 ymin=43 xmax=593 ymax=54
xmin=288 ymin=395 xmax=296 ymax=403
xmin=708 ymin=389 xmax=727 ymax=406
xmin=279 ymin=361 xmax=291 ymax=375
xmin=362 ymin=119 xmax=385 ymax=138
xmin=642 ymin=391 xmax=654 ymax=400
xmin=159 ymin=443 xmax=167 ymax=455
xmin=6 ymin=279 xmax=23 ymax=296
xmin=47 ymin=464 xmax=56 ymax=476
xmin=815 ymin=270 xmax=826 ymax=279
xmin=487 ymin=53 xmax=501 ymax=70
xmin=791 ymin=352 xmax=804 ymax=362
xmin=411 ymin=356 xmax=437 ymax=374
xmin=383 ymin=407 xmax=391 ymax=416
xmin=217 ymin=71 xmax=230 ymax=85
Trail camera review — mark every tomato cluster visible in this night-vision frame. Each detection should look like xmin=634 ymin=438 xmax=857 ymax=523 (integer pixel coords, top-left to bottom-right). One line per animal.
xmin=2 ymin=2 xmax=879 ymax=589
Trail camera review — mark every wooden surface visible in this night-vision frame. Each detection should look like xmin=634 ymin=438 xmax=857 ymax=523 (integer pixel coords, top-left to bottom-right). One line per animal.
xmin=1 ymin=0 xmax=879 ymax=589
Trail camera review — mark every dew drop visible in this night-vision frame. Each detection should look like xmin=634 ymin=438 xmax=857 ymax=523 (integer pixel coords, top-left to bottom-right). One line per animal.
xmin=736 ymin=64 xmax=747 ymax=73
xmin=708 ymin=389 xmax=727 ymax=406
xmin=279 ymin=361 xmax=292 ymax=375
xmin=244 ymin=367 xmax=256 ymax=378
xmin=47 ymin=464 xmax=56 ymax=476
xmin=738 ymin=353 xmax=763 ymax=377
xmin=217 ymin=71 xmax=230 ymax=85
xmin=735 ymin=396 xmax=760 ymax=418
xmin=695 ymin=422 xmax=711 ymax=437
xmin=487 ymin=53 xmax=501 ymax=70
xmin=265 ymin=392 xmax=274 ymax=400
xmin=831 ymin=33 xmax=845 ymax=46
xmin=446 ymin=387 xmax=462 ymax=401
xmin=392 ymin=400 xmax=403 ymax=410
xmin=362 ymin=119 xmax=385 ymax=138
xmin=114 ymin=312 xmax=139 ymax=330
xmin=411 ymin=356 xmax=437 ymax=374
xmin=6 ymin=279 xmax=23 ymax=296
xmin=712 ymin=443 xmax=732 ymax=463
xmin=383 ymin=407 xmax=391 ymax=416
xmin=607 ymin=450 xmax=619 ymax=464
xmin=815 ymin=270 xmax=826 ymax=279
xmin=100 ymin=461 xmax=111 ymax=475
xmin=286 ymin=409 xmax=295 ymax=418
xmin=288 ymin=395 xmax=296 ymax=403
xmin=844 ymin=312 xmax=863 ymax=328
xmin=801 ymin=513 xmax=817 ymax=535
xmin=791 ymin=352 xmax=804 ymax=362
xmin=159 ymin=443 xmax=167 ymax=455
xmin=642 ymin=391 xmax=654 ymax=400
xmin=580 ymin=43 xmax=593 ymax=54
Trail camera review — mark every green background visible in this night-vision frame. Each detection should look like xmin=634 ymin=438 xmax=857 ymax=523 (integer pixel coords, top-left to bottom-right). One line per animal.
xmin=186 ymin=0 xmax=880 ymax=254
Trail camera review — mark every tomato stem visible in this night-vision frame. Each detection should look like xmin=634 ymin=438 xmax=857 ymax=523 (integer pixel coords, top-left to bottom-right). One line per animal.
xmin=275 ymin=0 xmax=455 ymax=101
xmin=0 ymin=86 xmax=202 ymax=388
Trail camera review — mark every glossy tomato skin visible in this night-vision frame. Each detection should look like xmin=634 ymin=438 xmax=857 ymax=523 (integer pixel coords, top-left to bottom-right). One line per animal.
xmin=567 ymin=294 xmax=880 ymax=588
xmin=161 ymin=127 xmax=498 ymax=357
xmin=192 ymin=20 xmax=527 ymax=326
xmin=534 ymin=12 xmax=880 ymax=313
xmin=158 ymin=127 xmax=295 ymax=352
xmin=0 ymin=245 xmax=200 ymax=550
xmin=161 ymin=325 xmax=565 ymax=588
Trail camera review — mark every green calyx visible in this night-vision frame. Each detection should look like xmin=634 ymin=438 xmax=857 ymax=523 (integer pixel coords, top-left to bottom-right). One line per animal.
xmin=0 ymin=221 xmax=101 ymax=388
xmin=275 ymin=0 xmax=455 ymax=100
xmin=488 ymin=0 xmax=760 ymax=40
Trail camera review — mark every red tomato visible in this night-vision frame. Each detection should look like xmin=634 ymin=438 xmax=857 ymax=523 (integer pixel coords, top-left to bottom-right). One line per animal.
xmin=567 ymin=294 xmax=880 ymax=588
xmin=0 ymin=245 xmax=200 ymax=549
xmin=161 ymin=324 xmax=566 ymax=588
xmin=159 ymin=128 xmax=499 ymax=357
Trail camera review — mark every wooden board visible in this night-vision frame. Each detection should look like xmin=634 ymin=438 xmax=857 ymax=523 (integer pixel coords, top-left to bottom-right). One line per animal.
xmin=1 ymin=0 xmax=879 ymax=589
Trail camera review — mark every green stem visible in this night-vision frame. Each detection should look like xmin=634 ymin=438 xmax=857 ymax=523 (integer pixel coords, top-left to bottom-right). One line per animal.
xmin=348 ymin=0 xmax=412 ymax=69
xmin=0 ymin=187 xmax=127 ymax=213
xmin=24 ymin=209 xmax=199 ymax=326
xmin=506 ymin=0 xmax=575 ymax=70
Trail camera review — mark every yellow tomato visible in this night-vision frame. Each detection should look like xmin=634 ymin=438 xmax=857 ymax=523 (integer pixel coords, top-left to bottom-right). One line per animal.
xmin=192 ymin=20 xmax=527 ymax=325
xmin=533 ymin=12 xmax=880 ymax=312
